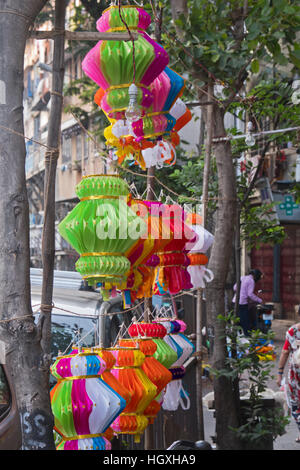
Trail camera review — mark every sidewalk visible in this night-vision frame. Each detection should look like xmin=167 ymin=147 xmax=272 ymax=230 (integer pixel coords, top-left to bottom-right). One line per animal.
xmin=201 ymin=319 xmax=300 ymax=450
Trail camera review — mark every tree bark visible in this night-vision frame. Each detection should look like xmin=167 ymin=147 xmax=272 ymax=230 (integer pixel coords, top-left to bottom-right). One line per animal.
xmin=0 ymin=0 xmax=55 ymax=450
xmin=205 ymin=105 xmax=241 ymax=449
xmin=40 ymin=0 xmax=66 ymax=357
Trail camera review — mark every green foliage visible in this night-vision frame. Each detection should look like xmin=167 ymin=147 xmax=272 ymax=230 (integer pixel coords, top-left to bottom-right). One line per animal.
xmin=236 ymin=157 xmax=286 ymax=248
xmin=214 ymin=313 xmax=289 ymax=445
xmin=229 ymin=80 xmax=300 ymax=148
xmin=63 ymin=0 xmax=299 ymax=250
xmin=161 ymin=0 xmax=300 ymax=94
xmin=240 ymin=203 xmax=286 ymax=248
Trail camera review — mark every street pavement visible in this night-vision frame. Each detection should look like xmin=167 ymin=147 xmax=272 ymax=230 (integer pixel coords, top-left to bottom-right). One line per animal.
xmin=201 ymin=318 xmax=300 ymax=451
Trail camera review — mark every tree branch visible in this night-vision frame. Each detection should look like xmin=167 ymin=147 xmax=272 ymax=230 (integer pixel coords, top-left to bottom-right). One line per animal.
xmin=30 ymin=29 xmax=138 ymax=41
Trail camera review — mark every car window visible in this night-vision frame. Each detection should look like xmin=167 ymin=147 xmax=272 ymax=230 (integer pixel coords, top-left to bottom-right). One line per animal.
xmin=0 ymin=366 xmax=11 ymax=421
xmin=51 ymin=313 xmax=98 ymax=358
xmin=49 ymin=314 xmax=98 ymax=386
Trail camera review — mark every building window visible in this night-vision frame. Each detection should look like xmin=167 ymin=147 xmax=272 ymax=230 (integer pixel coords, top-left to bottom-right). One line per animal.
xmin=62 ymin=135 xmax=72 ymax=163
xmin=76 ymin=133 xmax=82 ymax=162
xmin=83 ymin=134 xmax=89 ymax=160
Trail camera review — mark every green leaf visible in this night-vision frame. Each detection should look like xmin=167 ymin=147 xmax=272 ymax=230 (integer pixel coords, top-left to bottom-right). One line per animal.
xmin=251 ymin=59 xmax=260 ymax=74
xmin=211 ymin=53 xmax=220 ymax=63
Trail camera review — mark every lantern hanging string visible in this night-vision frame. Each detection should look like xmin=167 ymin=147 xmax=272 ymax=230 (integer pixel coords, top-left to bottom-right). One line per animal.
xmin=0 ymin=287 xmax=199 ymax=326
xmin=118 ymin=0 xmax=136 ymax=84
xmin=2 ymin=116 xmax=298 ymax=205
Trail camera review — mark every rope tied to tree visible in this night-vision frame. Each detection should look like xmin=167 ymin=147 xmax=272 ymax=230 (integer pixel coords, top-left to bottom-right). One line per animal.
xmin=50 ymin=90 xmax=64 ymax=99
xmin=44 ymin=148 xmax=59 ymax=165
xmin=40 ymin=303 xmax=54 ymax=314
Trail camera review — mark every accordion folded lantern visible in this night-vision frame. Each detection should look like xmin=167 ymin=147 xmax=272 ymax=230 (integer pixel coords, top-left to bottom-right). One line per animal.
xmin=133 ymin=68 xmax=184 ymax=169
xmin=152 ymin=204 xmax=197 ymax=295
xmin=128 ymin=322 xmax=178 ymax=369
xmin=58 ymin=175 xmax=147 ymax=292
xmin=185 ymin=213 xmax=215 ymax=289
xmin=131 ymin=67 xmax=184 ymax=139
xmin=128 ymin=200 xmax=174 ymax=300
xmin=50 ymin=350 xmax=127 ymax=450
xmin=94 ymin=348 xmax=133 ymax=406
xmin=101 ymin=198 xmax=159 ymax=306
xmin=98 ymin=68 xmax=185 ymax=170
xmin=82 ymin=5 xmax=169 ymax=120
xmin=118 ymin=338 xmax=172 ymax=423
xmin=153 ymin=320 xmax=195 ymax=411
xmin=109 ymin=346 xmax=157 ymax=442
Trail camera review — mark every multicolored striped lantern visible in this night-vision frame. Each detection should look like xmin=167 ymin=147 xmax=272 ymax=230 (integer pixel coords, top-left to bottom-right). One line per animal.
xmin=109 ymin=347 xmax=157 ymax=442
xmin=94 ymin=348 xmax=133 ymax=406
xmin=131 ymin=67 xmax=184 ymax=142
xmin=58 ymin=174 xmax=147 ymax=297
xmin=103 ymin=68 xmax=185 ymax=170
xmin=50 ymin=350 xmax=127 ymax=450
xmin=82 ymin=5 xmax=169 ymax=120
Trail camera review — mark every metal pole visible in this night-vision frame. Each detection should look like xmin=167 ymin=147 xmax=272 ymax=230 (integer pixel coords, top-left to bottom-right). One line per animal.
xmin=195 ymin=81 xmax=214 ymax=440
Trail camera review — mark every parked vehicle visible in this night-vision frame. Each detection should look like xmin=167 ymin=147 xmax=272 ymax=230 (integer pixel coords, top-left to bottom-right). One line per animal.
xmin=0 ymin=269 xmax=130 ymax=450
xmin=0 ymin=364 xmax=22 ymax=450
xmin=0 ymin=269 xmax=196 ymax=450
xmin=256 ymin=303 xmax=274 ymax=334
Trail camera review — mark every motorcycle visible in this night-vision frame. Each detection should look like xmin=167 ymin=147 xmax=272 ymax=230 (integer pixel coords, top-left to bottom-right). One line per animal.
xmin=256 ymin=303 xmax=274 ymax=334
xmin=167 ymin=440 xmax=212 ymax=450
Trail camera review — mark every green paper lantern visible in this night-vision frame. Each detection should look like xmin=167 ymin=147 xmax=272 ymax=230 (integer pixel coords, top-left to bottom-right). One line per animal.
xmin=152 ymin=338 xmax=178 ymax=369
xmin=58 ymin=174 xmax=147 ymax=287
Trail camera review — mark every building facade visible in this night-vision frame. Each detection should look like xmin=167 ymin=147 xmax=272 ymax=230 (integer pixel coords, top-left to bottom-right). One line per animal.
xmin=24 ymin=2 xmax=108 ymax=271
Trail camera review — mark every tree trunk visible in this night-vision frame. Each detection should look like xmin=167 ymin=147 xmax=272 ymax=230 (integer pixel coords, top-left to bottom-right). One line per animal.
xmin=0 ymin=0 xmax=55 ymax=450
xmin=205 ymin=105 xmax=241 ymax=449
xmin=40 ymin=0 xmax=66 ymax=356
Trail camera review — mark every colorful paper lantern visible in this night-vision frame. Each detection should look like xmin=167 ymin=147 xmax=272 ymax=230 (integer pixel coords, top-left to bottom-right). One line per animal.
xmin=128 ymin=321 xmax=178 ymax=369
xmin=103 ymin=198 xmax=160 ymax=306
xmin=170 ymin=97 xmax=192 ymax=133
xmin=118 ymin=338 xmax=172 ymax=423
xmin=107 ymin=68 xmax=185 ymax=169
xmin=152 ymin=204 xmax=197 ymax=295
xmin=58 ymin=175 xmax=147 ymax=296
xmin=185 ymin=212 xmax=215 ymax=289
xmin=109 ymin=346 xmax=157 ymax=442
xmin=50 ymin=350 xmax=126 ymax=450
xmin=82 ymin=5 xmax=169 ymax=120
xmin=95 ymin=348 xmax=133 ymax=406
xmin=155 ymin=322 xmax=195 ymax=412
xmin=131 ymin=67 xmax=184 ymax=142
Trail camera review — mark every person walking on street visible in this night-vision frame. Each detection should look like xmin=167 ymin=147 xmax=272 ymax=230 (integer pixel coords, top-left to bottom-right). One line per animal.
xmin=233 ymin=269 xmax=263 ymax=336
xmin=277 ymin=319 xmax=300 ymax=443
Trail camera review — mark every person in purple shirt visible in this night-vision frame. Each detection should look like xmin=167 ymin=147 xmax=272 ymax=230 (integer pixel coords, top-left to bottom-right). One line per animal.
xmin=233 ymin=269 xmax=263 ymax=336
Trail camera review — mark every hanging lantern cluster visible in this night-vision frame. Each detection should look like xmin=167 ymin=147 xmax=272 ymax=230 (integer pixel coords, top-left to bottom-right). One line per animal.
xmin=53 ymin=5 xmax=218 ymax=448
xmin=82 ymin=4 xmax=192 ymax=170
xmin=50 ymin=349 xmax=127 ymax=450
xmin=58 ymin=176 xmax=215 ymax=307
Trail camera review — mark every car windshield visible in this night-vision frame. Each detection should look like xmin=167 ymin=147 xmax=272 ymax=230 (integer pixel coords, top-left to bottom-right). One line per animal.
xmin=51 ymin=313 xmax=97 ymax=359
